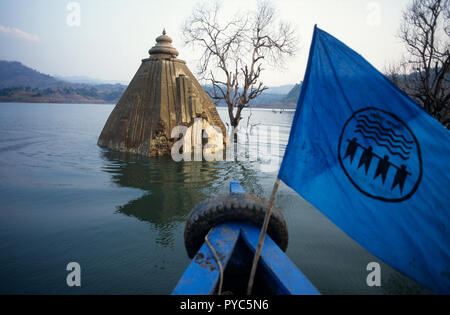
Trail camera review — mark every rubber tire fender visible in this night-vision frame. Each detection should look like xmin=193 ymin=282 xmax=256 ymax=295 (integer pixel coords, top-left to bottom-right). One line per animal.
xmin=184 ymin=193 xmax=289 ymax=259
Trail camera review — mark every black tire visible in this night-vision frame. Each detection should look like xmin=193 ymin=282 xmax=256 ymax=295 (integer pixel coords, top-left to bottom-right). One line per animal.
xmin=184 ymin=193 xmax=289 ymax=259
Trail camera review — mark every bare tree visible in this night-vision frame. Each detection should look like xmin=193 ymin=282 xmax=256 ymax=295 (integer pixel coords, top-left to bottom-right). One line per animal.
xmin=182 ymin=0 xmax=297 ymax=130
xmin=395 ymin=0 xmax=450 ymax=127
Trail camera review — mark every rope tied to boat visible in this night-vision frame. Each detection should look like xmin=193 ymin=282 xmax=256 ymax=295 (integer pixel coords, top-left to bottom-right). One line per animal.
xmin=247 ymin=177 xmax=281 ymax=295
xmin=204 ymin=229 xmax=224 ymax=295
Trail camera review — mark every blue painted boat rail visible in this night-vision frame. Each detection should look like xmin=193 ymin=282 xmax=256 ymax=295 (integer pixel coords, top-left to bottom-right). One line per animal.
xmin=172 ymin=181 xmax=320 ymax=295
xmin=230 ymin=181 xmax=246 ymax=194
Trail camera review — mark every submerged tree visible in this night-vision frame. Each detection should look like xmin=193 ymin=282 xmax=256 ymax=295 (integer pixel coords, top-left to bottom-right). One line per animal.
xmin=182 ymin=0 xmax=298 ymax=130
xmin=391 ymin=0 xmax=449 ymax=127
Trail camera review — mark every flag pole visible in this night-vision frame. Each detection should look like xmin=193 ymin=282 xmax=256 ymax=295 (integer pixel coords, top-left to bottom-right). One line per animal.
xmin=246 ymin=25 xmax=316 ymax=295
xmin=247 ymin=177 xmax=281 ymax=295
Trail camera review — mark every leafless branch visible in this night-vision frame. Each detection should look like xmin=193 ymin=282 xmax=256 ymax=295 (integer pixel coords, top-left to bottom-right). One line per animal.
xmin=393 ymin=0 xmax=450 ymax=127
xmin=182 ymin=0 xmax=298 ymax=129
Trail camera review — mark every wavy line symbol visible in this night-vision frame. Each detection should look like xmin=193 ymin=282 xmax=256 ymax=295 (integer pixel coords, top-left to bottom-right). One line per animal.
xmin=358 ymin=115 xmax=413 ymax=145
xmin=354 ymin=130 xmax=410 ymax=160
xmin=356 ymin=119 xmax=413 ymax=150
xmin=354 ymin=115 xmax=413 ymax=160
xmin=355 ymin=125 xmax=412 ymax=154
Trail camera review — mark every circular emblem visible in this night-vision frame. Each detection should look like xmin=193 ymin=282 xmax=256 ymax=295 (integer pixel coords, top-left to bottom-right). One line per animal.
xmin=338 ymin=108 xmax=422 ymax=202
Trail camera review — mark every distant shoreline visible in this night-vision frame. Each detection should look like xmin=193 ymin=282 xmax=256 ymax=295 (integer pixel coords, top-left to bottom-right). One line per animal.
xmin=0 ymin=100 xmax=112 ymax=104
xmin=0 ymin=101 xmax=296 ymax=110
xmin=0 ymin=89 xmax=296 ymax=108
xmin=0 ymin=101 xmax=116 ymax=105
xmin=0 ymin=60 xmax=300 ymax=110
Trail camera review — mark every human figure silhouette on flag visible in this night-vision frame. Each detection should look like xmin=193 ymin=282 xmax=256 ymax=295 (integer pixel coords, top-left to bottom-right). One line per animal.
xmin=374 ymin=155 xmax=391 ymax=184
xmin=358 ymin=146 xmax=373 ymax=174
xmin=391 ymin=165 xmax=409 ymax=194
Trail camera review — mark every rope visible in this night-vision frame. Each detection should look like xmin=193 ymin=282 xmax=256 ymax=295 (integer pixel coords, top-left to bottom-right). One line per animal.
xmin=247 ymin=177 xmax=281 ymax=295
xmin=205 ymin=229 xmax=224 ymax=295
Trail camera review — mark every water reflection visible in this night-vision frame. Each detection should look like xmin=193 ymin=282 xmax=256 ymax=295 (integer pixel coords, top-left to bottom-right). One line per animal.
xmin=100 ymin=149 xmax=264 ymax=247
xmin=0 ymin=103 xmax=428 ymax=294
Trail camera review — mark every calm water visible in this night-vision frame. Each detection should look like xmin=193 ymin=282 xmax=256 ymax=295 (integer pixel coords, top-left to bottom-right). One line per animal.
xmin=0 ymin=103 xmax=428 ymax=294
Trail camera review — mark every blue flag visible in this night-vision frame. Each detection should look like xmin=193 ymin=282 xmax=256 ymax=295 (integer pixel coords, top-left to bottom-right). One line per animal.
xmin=279 ymin=26 xmax=450 ymax=294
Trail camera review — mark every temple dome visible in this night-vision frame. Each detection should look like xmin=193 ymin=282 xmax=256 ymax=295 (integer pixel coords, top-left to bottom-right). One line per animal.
xmin=148 ymin=29 xmax=179 ymax=58
xmin=98 ymin=30 xmax=226 ymax=157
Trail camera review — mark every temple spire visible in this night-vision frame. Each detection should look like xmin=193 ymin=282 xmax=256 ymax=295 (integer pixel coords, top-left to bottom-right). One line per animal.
xmin=98 ymin=30 xmax=226 ymax=157
xmin=148 ymin=29 xmax=179 ymax=58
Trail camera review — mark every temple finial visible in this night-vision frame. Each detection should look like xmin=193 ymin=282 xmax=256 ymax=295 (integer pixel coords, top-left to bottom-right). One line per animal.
xmin=149 ymin=28 xmax=179 ymax=57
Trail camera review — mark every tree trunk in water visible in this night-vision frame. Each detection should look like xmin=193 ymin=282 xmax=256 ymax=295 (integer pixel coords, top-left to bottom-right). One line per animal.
xmin=228 ymin=107 xmax=242 ymax=143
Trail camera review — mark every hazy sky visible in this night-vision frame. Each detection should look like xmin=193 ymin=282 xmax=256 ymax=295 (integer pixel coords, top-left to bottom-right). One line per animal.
xmin=0 ymin=0 xmax=411 ymax=86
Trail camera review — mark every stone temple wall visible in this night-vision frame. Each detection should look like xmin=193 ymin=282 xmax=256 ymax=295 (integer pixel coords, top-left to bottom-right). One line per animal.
xmin=98 ymin=31 xmax=226 ymax=157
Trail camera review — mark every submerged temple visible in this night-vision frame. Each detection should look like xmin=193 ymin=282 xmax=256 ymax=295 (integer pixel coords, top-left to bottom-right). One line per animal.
xmin=98 ymin=30 xmax=226 ymax=157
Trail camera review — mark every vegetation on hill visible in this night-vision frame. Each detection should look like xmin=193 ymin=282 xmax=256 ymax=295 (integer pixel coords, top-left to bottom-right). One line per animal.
xmin=283 ymin=83 xmax=302 ymax=104
xmin=0 ymin=60 xmax=299 ymax=107
xmin=0 ymin=60 xmax=60 ymax=89
xmin=0 ymin=60 xmax=126 ymax=104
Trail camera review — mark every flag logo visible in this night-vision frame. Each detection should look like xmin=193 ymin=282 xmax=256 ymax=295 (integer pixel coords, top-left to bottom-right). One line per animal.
xmin=338 ymin=108 xmax=422 ymax=202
